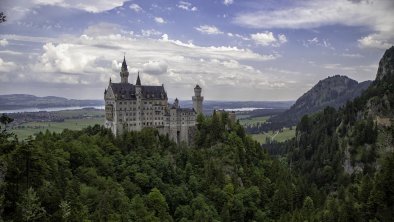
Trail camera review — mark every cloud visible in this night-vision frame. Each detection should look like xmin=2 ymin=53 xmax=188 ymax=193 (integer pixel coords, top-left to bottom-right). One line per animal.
xmin=358 ymin=34 xmax=392 ymax=49
xmin=129 ymin=3 xmax=142 ymax=12
xmin=195 ymin=25 xmax=223 ymax=35
xmin=341 ymin=53 xmax=363 ymax=58
xmin=0 ymin=57 xmax=17 ymax=72
xmin=83 ymin=22 xmax=122 ymax=36
xmin=227 ymin=33 xmax=249 ymax=41
xmin=223 ymin=0 xmax=234 ymax=5
xmin=177 ymin=1 xmax=197 ymax=11
xmin=154 ymin=17 xmax=166 ymax=24
xmin=302 ymin=37 xmax=334 ymax=49
xmin=32 ymin=0 xmax=126 ymax=13
xmin=1 ymin=27 xmax=279 ymax=97
xmin=0 ymin=39 xmax=9 ymax=47
xmin=31 ymin=42 xmax=100 ymax=74
xmin=251 ymin=32 xmax=287 ymax=47
xmin=234 ymin=0 xmax=394 ymax=49
xmin=142 ymin=60 xmax=168 ymax=75
xmin=141 ymin=29 xmax=162 ymax=37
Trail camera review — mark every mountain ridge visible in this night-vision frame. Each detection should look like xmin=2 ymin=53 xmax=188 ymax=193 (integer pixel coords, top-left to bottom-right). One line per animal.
xmin=267 ymin=75 xmax=372 ymax=128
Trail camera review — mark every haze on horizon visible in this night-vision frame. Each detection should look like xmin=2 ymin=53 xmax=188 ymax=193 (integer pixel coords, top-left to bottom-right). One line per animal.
xmin=0 ymin=0 xmax=393 ymax=101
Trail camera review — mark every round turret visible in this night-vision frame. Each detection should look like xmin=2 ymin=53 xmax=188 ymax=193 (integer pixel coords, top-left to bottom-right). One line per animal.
xmin=194 ymin=84 xmax=202 ymax=96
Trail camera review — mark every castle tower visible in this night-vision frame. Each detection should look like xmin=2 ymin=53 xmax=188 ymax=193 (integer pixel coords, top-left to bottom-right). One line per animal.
xmin=136 ymin=72 xmax=141 ymax=86
xmin=120 ymin=56 xmax=129 ymax=83
xmin=192 ymin=85 xmax=203 ymax=115
xmin=174 ymin=98 xmax=179 ymax=108
xmin=135 ymin=72 xmax=142 ymax=130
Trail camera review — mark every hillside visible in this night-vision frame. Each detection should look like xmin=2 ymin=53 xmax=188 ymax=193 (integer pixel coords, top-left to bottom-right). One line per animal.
xmin=271 ymin=46 xmax=394 ymax=221
xmin=267 ymin=75 xmax=371 ymax=129
xmin=0 ymin=94 xmax=103 ymax=110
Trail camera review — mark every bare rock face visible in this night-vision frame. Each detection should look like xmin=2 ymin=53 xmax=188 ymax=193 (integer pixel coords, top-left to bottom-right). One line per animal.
xmin=376 ymin=46 xmax=394 ymax=81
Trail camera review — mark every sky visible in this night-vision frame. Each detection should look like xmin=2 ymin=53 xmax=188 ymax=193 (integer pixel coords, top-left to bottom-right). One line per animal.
xmin=0 ymin=0 xmax=393 ymax=101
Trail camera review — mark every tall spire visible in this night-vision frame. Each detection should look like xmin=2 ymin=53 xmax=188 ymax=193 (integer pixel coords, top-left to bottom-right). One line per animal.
xmin=120 ymin=55 xmax=129 ymax=83
xmin=121 ymin=55 xmax=128 ymax=72
xmin=136 ymin=72 xmax=141 ymax=86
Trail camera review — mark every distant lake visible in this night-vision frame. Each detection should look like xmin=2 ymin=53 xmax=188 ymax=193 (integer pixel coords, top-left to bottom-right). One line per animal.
xmin=224 ymin=107 xmax=273 ymax=112
xmin=0 ymin=106 xmax=105 ymax=113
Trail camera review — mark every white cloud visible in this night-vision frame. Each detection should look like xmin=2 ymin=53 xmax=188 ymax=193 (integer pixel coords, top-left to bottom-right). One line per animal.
xmin=302 ymin=37 xmax=334 ymax=49
xmin=0 ymin=39 xmax=9 ymax=47
xmin=251 ymin=32 xmax=287 ymax=47
xmin=32 ymin=0 xmax=125 ymax=13
xmin=129 ymin=3 xmax=142 ymax=12
xmin=141 ymin=29 xmax=162 ymax=37
xmin=278 ymin=34 xmax=287 ymax=44
xmin=177 ymin=1 xmax=197 ymax=11
xmin=0 ymin=57 xmax=17 ymax=72
xmin=154 ymin=17 xmax=166 ymax=24
xmin=358 ymin=34 xmax=392 ymax=49
xmin=227 ymin=33 xmax=250 ymax=41
xmin=31 ymin=42 xmax=99 ymax=74
xmin=83 ymin=22 xmax=122 ymax=36
xmin=234 ymin=0 xmax=394 ymax=49
xmin=142 ymin=60 xmax=168 ymax=75
xmin=341 ymin=53 xmax=363 ymax=58
xmin=195 ymin=25 xmax=223 ymax=35
xmin=161 ymin=34 xmax=169 ymax=41
xmin=223 ymin=0 xmax=234 ymax=5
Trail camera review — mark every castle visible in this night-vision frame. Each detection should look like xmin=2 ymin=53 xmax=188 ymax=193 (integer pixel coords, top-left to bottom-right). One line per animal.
xmin=104 ymin=57 xmax=203 ymax=144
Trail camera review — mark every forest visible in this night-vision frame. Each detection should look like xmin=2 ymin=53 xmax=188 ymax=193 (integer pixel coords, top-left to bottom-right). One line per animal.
xmin=0 ymin=99 xmax=393 ymax=221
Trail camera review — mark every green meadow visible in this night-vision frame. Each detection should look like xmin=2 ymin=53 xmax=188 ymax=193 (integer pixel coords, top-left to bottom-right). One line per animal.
xmin=10 ymin=118 xmax=103 ymax=140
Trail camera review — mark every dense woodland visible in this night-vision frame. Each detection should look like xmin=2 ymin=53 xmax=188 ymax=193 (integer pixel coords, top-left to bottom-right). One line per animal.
xmin=0 ymin=48 xmax=393 ymax=221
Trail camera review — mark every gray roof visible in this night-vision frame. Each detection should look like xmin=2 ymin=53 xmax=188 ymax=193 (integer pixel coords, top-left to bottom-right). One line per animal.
xmin=108 ymin=83 xmax=167 ymax=100
xmin=177 ymin=108 xmax=195 ymax=113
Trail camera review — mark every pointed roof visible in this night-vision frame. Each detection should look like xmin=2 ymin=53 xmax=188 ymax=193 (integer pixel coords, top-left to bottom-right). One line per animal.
xmin=121 ymin=56 xmax=128 ymax=72
xmin=136 ymin=72 xmax=141 ymax=85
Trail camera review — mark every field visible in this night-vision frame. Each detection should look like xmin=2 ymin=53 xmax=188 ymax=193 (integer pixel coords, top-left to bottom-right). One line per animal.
xmin=249 ymin=127 xmax=296 ymax=144
xmin=239 ymin=116 xmax=270 ymax=126
xmin=237 ymin=115 xmax=295 ymax=144
xmin=9 ymin=109 xmax=104 ymax=140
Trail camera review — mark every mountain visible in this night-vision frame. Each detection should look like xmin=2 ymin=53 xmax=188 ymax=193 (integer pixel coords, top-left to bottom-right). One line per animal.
xmin=267 ymin=75 xmax=372 ymax=128
xmin=266 ymin=46 xmax=394 ymax=221
xmin=0 ymin=94 xmax=103 ymax=110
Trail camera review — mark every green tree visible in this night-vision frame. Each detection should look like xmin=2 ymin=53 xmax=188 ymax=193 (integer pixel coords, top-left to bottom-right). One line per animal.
xmin=17 ymin=187 xmax=46 ymax=222
xmin=146 ymin=188 xmax=172 ymax=221
xmin=59 ymin=200 xmax=71 ymax=222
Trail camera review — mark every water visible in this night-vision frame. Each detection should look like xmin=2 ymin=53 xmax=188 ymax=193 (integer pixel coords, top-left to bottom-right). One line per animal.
xmin=223 ymin=107 xmax=273 ymax=112
xmin=0 ymin=106 xmax=105 ymax=114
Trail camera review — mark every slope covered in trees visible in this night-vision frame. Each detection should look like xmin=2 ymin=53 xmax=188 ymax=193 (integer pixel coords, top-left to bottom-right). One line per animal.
xmin=1 ymin=112 xmax=317 ymax=221
xmin=266 ymin=46 xmax=394 ymax=221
